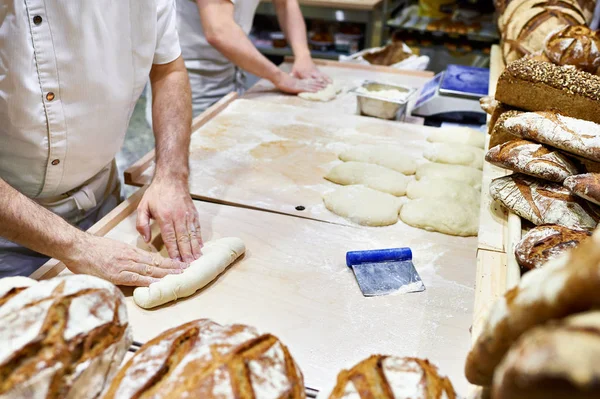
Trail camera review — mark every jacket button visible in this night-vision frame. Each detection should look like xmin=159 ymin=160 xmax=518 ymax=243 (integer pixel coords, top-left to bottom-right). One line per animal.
xmin=46 ymin=92 xmax=55 ymax=101
xmin=33 ymin=16 xmax=42 ymax=25
xmin=51 ymin=159 xmax=60 ymax=166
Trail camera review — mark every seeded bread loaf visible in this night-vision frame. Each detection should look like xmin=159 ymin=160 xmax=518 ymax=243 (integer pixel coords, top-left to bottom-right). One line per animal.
xmin=0 ymin=275 xmax=132 ymax=399
xmin=495 ymin=58 xmax=600 ymax=124
xmin=466 ymin=228 xmax=600 ymax=385
xmin=103 ymin=319 xmax=305 ymax=399
xmin=328 ymin=355 xmax=456 ymax=399
xmin=485 ymin=139 xmax=579 ymax=183
xmin=489 ymin=105 xmax=520 ymax=148
xmin=515 ymin=224 xmax=591 ymax=270
xmin=489 ymin=173 xmax=600 ymax=229
xmin=564 ymin=173 xmax=600 ymax=205
xmin=493 ymin=310 xmax=600 ymax=399
xmin=495 ymin=110 xmax=600 ymax=161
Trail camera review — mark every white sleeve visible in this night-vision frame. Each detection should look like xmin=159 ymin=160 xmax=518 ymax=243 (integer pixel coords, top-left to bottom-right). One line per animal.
xmin=154 ymin=0 xmax=182 ymax=65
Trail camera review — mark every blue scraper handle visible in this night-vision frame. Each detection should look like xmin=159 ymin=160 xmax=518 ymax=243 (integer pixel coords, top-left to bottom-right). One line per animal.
xmin=346 ymin=248 xmax=412 ymax=267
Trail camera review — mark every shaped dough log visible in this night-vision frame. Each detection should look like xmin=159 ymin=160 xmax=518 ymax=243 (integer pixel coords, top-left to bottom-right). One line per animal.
xmin=325 ymin=161 xmax=410 ymax=196
xmin=298 ymin=83 xmax=341 ymax=102
xmin=416 ymin=163 xmax=483 ymax=189
xmin=339 ymin=146 xmax=417 ymax=175
xmin=423 ymin=142 xmax=484 ymax=170
xmin=133 ymin=237 xmax=245 ymax=309
xmin=427 ymin=127 xmax=485 ymax=149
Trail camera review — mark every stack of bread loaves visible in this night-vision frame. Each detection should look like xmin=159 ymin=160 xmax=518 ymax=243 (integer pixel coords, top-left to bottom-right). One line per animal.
xmin=466 ymin=227 xmax=600 ymax=398
xmin=482 ymin=45 xmax=600 ymax=270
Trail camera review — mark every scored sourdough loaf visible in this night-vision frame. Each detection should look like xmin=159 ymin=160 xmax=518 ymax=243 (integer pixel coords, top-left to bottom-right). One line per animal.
xmin=0 ymin=275 xmax=132 ymax=399
xmin=489 ymin=173 xmax=600 ymax=230
xmin=493 ymin=310 xmax=600 ymax=399
xmin=495 ymin=58 xmax=600 ymax=124
xmin=103 ymin=319 xmax=305 ymax=399
xmin=495 ymin=110 xmax=600 ymax=161
xmin=564 ymin=173 xmax=600 ymax=205
xmin=514 ymin=224 xmax=592 ymax=270
xmin=327 ymin=355 xmax=456 ymax=399
xmin=488 ymin=105 xmax=520 ymax=148
xmin=465 ymin=228 xmax=600 ymax=386
xmin=544 ymin=25 xmax=600 ymax=74
xmin=485 ymin=139 xmax=579 ymax=183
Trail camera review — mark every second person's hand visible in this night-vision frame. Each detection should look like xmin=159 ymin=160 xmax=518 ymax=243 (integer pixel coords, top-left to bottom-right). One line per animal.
xmin=272 ymin=71 xmax=327 ymax=94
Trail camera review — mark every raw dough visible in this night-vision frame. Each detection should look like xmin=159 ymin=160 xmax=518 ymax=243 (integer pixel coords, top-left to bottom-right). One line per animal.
xmin=423 ymin=142 xmax=484 ymax=170
xmin=407 ymin=178 xmax=480 ymax=203
xmin=325 ymin=162 xmax=410 ymax=196
xmin=323 ymin=185 xmax=403 ymax=226
xmin=400 ymin=197 xmax=479 ymax=236
xmin=416 ymin=163 xmax=483 ymax=189
xmin=133 ymin=237 xmax=245 ymax=309
xmin=298 ymin=82 xmax=342 ymax=102
xmin=339 ymin=146 xmax=417 ymax=175
xmin=427 ymin=127 xmax=485 ymax=149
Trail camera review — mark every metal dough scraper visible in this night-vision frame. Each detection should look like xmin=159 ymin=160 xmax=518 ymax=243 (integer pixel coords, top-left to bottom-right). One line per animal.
xmin=346 ymin=247 xmax=425 ymax=296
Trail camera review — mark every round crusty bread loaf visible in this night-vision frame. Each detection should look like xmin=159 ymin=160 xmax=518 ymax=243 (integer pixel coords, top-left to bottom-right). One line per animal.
xmin=545 ymin=25 xmax=600 ymax=73
xmin=493 ymin=310 xmax=600 ymax=399
xmin=103 ymin=319 xmax=305 ymax=399
xmin=328 ymin=355 xmax=456 ymax=399
xmin=515 ymin=224 xmax=592 ymax=270
xmin=499 ymin=0 xmax=586 ymax=63
xmin=0 ymin=275 xmax=132 ymax=399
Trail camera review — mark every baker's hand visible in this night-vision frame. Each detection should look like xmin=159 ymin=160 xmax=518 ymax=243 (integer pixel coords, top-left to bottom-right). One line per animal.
xmin=291 ymin=57 xmax=331 ymax=83
xmin=136 ymin=180 xmax=203 ymax=263
xmin=272 ymin=71 xmax=326 ymax=94
xmin=65 ymin=234 xmax=188 ymax=286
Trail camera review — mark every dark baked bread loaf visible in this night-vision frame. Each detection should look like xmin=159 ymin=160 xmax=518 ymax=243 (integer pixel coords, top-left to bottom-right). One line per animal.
xmin=103 ymin=319 xmax=305 ymax=399
xmin=363 ymin=42 xmax=412 ymax=66
xmin=515 ymin=224 xmax=591 ymax=270
xmin=0 ymin=275 xmax=132 ymax=399
xmin=489 ymin=105 xmax=520 ymax=147
xmin=545 ymin=25 xmax=600 ymax=74
xmin=493 ymin=310 xmax=600 ymax=399
xmin=499 ymin=0 xmax=586 ymax=63
xmin=485 ymin=139 xmax=579 ymax=182
xmin=0 ymin=276 xmax=36 ymax=307
xmin=328 ymin=355 xmax=456 ymax=399
xmin=495 ymin=110 xmax=600 ymax=161
xmin=495 ymin=58 xmax=600 ymax=124
xmin=564 ymin=173 xmax=600 ymax=205
xmin=489 ymin=173 xmax=600 ymax=229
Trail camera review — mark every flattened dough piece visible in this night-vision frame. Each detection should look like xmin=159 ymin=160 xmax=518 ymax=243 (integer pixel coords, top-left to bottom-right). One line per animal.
xmin=407 ymin=178 xmax=480 ymax=203
xmin=323 ymin=185 xmax=403 ymax=226
xmin=416 ymin=163 xmax=483 ymax=189
xmin=133 ymin=237 xmax=245 ymax=309
xmin=427 ymin=127 xmax=485 ymax=149
xmin=423 ymin=142 xmax=484 ymax=170
xmin=400 ymin=197 xmax=479 ymax=236
xmin=298 ymin=82 xmax=342 ymax=102
xmin=339 ymin=146 xmax=417 ymax=175
xmin=325 ymin=162 xmax=410 ymax=196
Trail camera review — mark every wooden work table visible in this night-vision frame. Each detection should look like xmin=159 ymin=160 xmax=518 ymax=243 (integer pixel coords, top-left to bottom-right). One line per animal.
xmin=243 ymin=59 xmax=433 ymax=120
xmin=37 ymin=190 xmax=476 ymax=395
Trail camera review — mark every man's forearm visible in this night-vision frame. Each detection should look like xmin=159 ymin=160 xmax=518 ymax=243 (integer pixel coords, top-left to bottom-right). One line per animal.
xmin=0 ymin=178 xmax=84 ymax=262
xmin=150 ymin=56 xmax=192 ymax=185
xmin=273 ymin=0 xmax=311 ymax=60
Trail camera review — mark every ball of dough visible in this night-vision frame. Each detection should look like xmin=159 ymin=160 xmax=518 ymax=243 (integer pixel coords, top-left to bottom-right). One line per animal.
xmin=339 ymin=146 xmax=417 ymax=175
xmin=423 ymin=142 xmax=484 ymax=170
xmin=416 ymin=163 xmax=483 ymax=189
xmin=407 ymin=178 xmax=480 ymax=204
xmin=323 ymin=185 xmax=403 ymax=226
xmin=325 ymin=161 xmax=410 ymax=196
xmin=400 ymin=197 xmax=479 ymax=236
xmin=427 ymin=127 xmax=485 ymax=149
xmin=298 ymin=82 xmax=342 ymax=102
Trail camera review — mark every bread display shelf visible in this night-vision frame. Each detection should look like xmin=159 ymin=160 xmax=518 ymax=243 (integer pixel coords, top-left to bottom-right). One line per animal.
xmin=33 ymin=190 xmax=477 ymax=395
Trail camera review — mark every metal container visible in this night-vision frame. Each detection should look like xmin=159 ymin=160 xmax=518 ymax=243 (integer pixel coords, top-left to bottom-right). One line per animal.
xmin=351 ymin=81 xmax=416 ymax=121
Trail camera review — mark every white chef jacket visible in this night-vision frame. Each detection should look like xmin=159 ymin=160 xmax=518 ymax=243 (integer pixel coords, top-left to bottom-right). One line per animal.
xmin=0 ymin=0 xmax=181 ymax=199
xmin=175 ymin=0 xmax=261 ymax=113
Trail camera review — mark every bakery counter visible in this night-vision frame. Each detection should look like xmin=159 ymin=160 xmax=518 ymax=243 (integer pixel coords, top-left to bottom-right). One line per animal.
xmin=32 ymin=189 xmax=477 ymax=395
xmin=242 ymin=58 xmax=433 ymax=121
